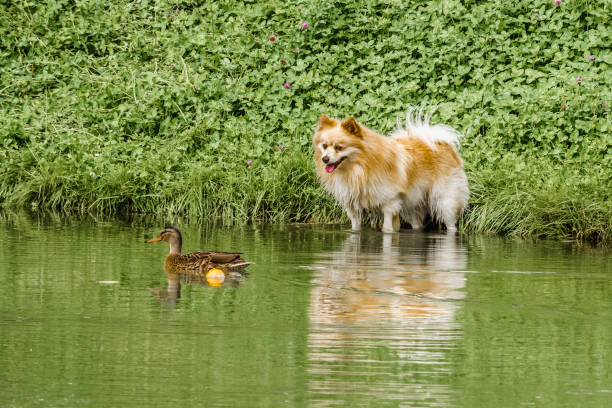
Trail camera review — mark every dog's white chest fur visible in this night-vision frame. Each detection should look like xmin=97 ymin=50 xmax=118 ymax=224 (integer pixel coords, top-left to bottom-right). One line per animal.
xmin=323 ymin=166 xmax=399 ymax=211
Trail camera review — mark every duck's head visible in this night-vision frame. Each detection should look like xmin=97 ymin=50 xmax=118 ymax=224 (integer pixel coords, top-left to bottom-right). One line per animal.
xmin=148 ymin=225 xmax=182 ymax=254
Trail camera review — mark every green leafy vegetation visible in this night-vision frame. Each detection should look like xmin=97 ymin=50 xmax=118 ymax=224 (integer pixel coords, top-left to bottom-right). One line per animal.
xmin=0 ymin=0 xmax=610 ymax=242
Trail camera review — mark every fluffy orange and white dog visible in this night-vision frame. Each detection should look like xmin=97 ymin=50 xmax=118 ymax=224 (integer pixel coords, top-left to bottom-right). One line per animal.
xmin=313 ymin=112 xmax=469 ymax=233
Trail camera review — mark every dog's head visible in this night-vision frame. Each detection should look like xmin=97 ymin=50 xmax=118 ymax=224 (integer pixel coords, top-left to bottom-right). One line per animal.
xmin=312 ymin=114 xmax=364 ymax=173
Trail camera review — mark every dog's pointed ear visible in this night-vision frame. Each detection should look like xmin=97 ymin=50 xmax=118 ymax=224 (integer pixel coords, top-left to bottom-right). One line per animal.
xmin=317 ymin=114 xmax=336 ymax=130
xmin=341 ymin=116 xmax=362 ymax=138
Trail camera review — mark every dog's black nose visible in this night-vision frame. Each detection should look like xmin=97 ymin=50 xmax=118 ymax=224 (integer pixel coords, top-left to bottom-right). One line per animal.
xmin=322 ymin=156 xmax=329 ymax=163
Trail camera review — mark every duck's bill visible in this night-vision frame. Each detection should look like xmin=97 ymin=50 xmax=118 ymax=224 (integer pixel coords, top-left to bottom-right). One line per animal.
xmin=147 ymin=236 xmax=162 ymax=243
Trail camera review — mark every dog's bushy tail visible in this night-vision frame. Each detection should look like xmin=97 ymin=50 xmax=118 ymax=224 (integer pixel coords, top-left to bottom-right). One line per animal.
xmin=390 ymin=106 xmax=463 ymax=151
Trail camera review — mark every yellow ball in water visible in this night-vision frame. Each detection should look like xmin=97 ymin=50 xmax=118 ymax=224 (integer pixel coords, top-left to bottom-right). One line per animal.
xmin=206 ymin=268 xmax=225 ymax=287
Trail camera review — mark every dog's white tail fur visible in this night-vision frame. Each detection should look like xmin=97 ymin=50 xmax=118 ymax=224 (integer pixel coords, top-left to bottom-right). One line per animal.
xmin=390 ymin=107 xmax=462 ymax=151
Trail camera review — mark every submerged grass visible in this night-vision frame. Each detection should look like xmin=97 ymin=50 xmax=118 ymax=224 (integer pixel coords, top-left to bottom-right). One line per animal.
xmin=0 ymin=0 xmax=610 ymax=243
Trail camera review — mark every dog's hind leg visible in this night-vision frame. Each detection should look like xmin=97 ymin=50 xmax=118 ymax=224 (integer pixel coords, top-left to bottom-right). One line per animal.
xmin=430 ymin=194 xmax=459 ymax=232
xmin=430 ymin=169 xmax=469 ymax=232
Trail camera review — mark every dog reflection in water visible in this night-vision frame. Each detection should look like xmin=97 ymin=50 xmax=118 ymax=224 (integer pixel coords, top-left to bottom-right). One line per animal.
xmin=308 ymin=231 xmax=467 ymax=324
xmin=307 ymin=232 xmax=468 ymax=403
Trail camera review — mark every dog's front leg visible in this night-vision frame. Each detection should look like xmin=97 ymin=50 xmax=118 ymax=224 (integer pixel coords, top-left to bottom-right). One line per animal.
xmin=382 ymin=202 xmax=401 ymax=233
xmin=345 ymin=207 xmax=362 ymax=231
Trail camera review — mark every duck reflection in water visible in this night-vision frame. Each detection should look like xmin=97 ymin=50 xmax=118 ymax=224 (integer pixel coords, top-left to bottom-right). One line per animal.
xmin=150 ymin=268 xmax=249 ymax=306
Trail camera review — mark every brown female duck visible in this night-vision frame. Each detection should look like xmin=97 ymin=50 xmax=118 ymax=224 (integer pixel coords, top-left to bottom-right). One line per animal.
xmin=147 ymin=226 xmax=251 ymax=273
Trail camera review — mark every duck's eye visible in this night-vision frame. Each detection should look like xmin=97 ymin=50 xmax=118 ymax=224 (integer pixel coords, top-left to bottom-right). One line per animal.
xmin=322 ymin=143 xmax=328 ymax=149
xmin=335 ymin=145 xmax=343 ymax=151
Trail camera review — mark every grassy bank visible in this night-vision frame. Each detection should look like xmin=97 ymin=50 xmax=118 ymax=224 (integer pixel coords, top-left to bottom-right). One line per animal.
xmin=1 ymin=0 xmax=610 ymax=243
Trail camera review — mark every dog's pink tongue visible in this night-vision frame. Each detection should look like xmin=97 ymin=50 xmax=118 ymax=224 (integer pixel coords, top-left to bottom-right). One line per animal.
xmin=325 ymin=164 xmax=336 ymax=173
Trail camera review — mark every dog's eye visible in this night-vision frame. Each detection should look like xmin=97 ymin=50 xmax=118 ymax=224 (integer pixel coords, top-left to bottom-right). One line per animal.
xmin=322 ymin=143 xmax=328 ymax=149
xmin=335 ymin=145 xmax=343 ymax=151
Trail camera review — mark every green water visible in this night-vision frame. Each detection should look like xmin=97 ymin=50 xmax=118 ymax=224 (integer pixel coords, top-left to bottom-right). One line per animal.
xmin=0 ymin=215 xmax=610 ymax=408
